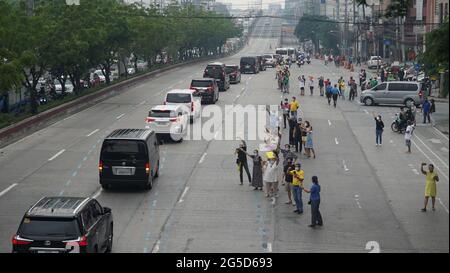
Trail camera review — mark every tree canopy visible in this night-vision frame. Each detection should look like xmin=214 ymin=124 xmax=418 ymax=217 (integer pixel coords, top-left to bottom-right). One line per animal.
xmin=294 ymin=15 xmax=340 ymax=54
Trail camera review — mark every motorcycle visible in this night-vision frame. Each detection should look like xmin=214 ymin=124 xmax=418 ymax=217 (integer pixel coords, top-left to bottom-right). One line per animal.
xmin=306 ymin=57 xmax=311 ymax=64
xmin=297 ymin=60 xmax=304 ymax=67
xmin=391 ymin=114 xmax=405 ymax=133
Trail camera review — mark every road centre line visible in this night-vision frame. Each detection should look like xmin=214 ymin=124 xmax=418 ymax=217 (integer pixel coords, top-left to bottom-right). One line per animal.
xmin=335 ymin=137 xmax=339 ymax=145
xmin=328 ymin=120 xmax=332 ymax=126
xmin=437 ymin=198 xmax=449 ymax=214
xmin=342 ymin=160 xmax=349 ymax=171
xmin=433 ymin=127 xmax=449 ymax=141
xmin=199 ymin=153 xmax=207 ymax=164
xmin=152 ymin=240 xmax=161 ymax=253
xmin=48 ymin=149 xmax=66 ymax=161
xmin=178 ymin=186 xmax=190 ymax=203
xmin=0 ymin=183 xmax=18 ymax=197
xmin=86 ymin=129 xmax=100 ymax=137
xmin=413 ymin=135 xmax=449 ymax=169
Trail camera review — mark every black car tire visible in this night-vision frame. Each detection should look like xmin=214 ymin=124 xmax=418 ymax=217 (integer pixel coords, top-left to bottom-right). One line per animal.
xmin=364 ymin=97 xmax=374 ymax=106
xmin=144 ymin=175 xmax=153 ymax=190
xmin=101 ymin=183 xmax=110 ymax=191
xmin=154 ymin=161 xmax=159 ymax=178
xmin=105 ymin=224 xmax=113 ymax=253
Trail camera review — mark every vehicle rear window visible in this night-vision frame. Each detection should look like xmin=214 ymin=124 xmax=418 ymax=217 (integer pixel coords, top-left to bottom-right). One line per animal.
xmin=191 ymin=80 xmax=212 ymax=87
xmin=263 ymin=55 xmax=272 ymax=59
xmin=101 ymin=140 xmax=147 ymax=160
xmin=166 ymin=93 xmax=192 ymax=103
xmin=149 ymin=110 xmax=175 ymax=118
xmin=276 ymin=49 xmax=287 ymax=55
xmin=240 ymin=57 xmax=255 ymax=65
xmin=205 ymin=65 xmax=223 ymax=78
xmin=225 ymin=66 xmax=238 ymax=74
xmin=19 ymin=217 xmax=80 ymax=238
xmin=388 ymin=83 xmax=417 ymax=91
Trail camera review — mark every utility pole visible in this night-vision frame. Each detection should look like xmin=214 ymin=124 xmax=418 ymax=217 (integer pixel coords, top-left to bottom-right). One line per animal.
xmin=344 ymin=0 xmax=348 ymax=56
xmin=27 ymin=0 xmax=34 ymax=16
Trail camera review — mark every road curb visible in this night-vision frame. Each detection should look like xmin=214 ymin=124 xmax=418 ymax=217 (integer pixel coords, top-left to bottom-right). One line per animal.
xmin=0 ymin=51 xmax=240 ymax=148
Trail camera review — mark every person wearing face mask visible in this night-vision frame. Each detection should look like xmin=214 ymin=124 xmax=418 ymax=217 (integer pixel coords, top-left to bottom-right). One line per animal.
xmin=283 ymin=158 xmax=295 ymax=205
xmin=289 ymin=163 xmax=305 ymax=214
xmin=281 ymin=99 xmax=290 ymax=129
xmin=280 ymin=144 xmax=298 ymax=167
xmin=240 ymin=149 xmax=264 ymax=191
xmin=421 ymin=163 xmax=439 ymax=212
xmin=372 ymin=113 xmax=384 ymax=146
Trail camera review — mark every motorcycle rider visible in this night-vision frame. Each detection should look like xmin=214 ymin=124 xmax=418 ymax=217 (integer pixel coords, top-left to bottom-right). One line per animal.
xmin=399 ymin=107 xmax=407 ymax=131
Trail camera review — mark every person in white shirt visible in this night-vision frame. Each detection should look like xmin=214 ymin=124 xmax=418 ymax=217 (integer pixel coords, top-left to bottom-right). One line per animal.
xmin=263 ymin=155 xmax=280 ymax=198
xmin=308 ymin=77 xmax=314 ymax=96
xmin=405 ymin=121 xmax=415 ymax=153
xmin=298 ymin=75 xmax=306 ymax=96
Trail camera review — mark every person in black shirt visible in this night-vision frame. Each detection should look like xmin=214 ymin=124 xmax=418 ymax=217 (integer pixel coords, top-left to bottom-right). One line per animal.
xmin=292 ymin=118 xmax=303 ymax=153
xmin=283 ymin=158 xmax=295 ymax=205
xmin=288 ymin=117 xmax=296 ymax=146
xmin=235 ymin=140 xmax=252 ymax=185
xmin=373 ymin=113 xmax=385 ymax=146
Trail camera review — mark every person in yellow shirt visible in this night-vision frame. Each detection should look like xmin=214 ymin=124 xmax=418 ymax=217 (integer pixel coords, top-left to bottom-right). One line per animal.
xmin=289 ymin=163 xmax=304 ymax=214
xmin=421 ymin=163 xmax=439 ymax=212
xmin=290 ymin=97 xmax=299 ymax=120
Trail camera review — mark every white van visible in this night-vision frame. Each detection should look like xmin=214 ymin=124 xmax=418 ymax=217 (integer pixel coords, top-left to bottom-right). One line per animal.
xmin=275 ymin=48 xmax=289 ymax=60
xmin=164 ymin=89 xmax=201 ymax=123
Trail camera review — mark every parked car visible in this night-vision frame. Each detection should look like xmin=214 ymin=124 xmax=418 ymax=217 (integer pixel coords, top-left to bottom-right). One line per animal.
xmin=240 ymin=56 xmax=259 ymax=74
xmin=367 ymin=56 xmax=384 ymax=69
xmin=164 ymin=89 xmax=201 ymax=123
xmin=12 ymin=197 xmax=113 ymax=253
xmin=360 ymin=81 xmax=422 ymax=107
xmin=146 ymin=105 xmax=188 ymax=142
xmin=190 ymin=78 xmax=219 ymax=104
xmin=54 ymin=79 xmax=74 ymax=94
xmin=127 ymin=67 xmax=136 ymax=75
xmin=203 ymin=62 xmax=230 ymax=91
xmin=225 ymin=65 xmax=241 ymax=84
xmin=256 ymin=55 xmax=266 ymax=71
xmin=263 ymin=54 xmax=276 ymax=67
xmin=99 ymin=129 xmax=160 ymax=190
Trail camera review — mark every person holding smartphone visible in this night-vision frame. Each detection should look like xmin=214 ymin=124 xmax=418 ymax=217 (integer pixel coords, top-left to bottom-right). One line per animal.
xmin=421 ymin=163 xmax=439 ymax=212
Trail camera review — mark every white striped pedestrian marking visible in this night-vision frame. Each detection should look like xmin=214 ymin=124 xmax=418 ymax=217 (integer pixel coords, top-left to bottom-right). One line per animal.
xmin=0 ymin=183 xmax=18 ymax=197
xmin=48 ymin=149 xmax=66 ymax=161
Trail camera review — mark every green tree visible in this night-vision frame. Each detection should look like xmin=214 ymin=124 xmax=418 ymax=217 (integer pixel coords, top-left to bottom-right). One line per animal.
xmin=419 ymin=21 xmax=449 ymax=76
xmin=295 ymin=15 xmax=340 ymax=54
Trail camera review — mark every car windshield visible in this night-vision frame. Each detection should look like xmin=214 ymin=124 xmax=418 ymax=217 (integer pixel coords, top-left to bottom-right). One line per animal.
xmin=19 ymin=217 xmax=80 ymax=238
xmin=276 ymin=49 xmax=287 ymax=55
xmin=205 ymin=66 xmax=223 ymax=77
xmin=225 ymin=66 xmax=238 ymax=74
xmin=101 ymin=140 xmax=147 ymax=160
xmin=191 ymin=80 xmax=212 ymax=87
xmin=241 ymin=58 xmax=255 ymax=65
xmin=166 ymin=93 xmax=192 ymax=103
xmin=149 ymin=110 xmax=176 ymax=118
xmin=263 ymin=55 xmax=272 ymax=59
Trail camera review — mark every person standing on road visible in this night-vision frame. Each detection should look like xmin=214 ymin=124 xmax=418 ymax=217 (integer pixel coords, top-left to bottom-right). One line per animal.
xmin=280 ymin=144 xmax=298 ymax=167
xmin=281 ymin=99 xmax=290 ymax=129
xmin=349 ymin=78 xmax=357 ymax=101
xmin=235 ymin=140 xmax=252 ymax=185
xmin=331 ymin=84 xmax=340 ymax=108
xmin=283 ymin=158 xmax=295 ymax=205
xmin=299 ymin=75 xmax=306 ymax=96
xmin=356 ymin=56 xmax=361 ymax=66
xmin=398 ymin=68 xmax=405 ymax=81
xmin=288 ymin=116 xmax=296 ymax=146
xmin=421 ymin=163 xmax=439 ymax=212
xmin=308 ymin=76 xmax=314 ymax=96
xmin=304 ymin=121 xmax=316 ymax=159
xmin=289 ymin=163 xmax=305 ymax=214
xmin=290 ymin=97 xmax=299 ymax=120
xmin=292 ymin=118 xmax=303 ymax=154
xmin=372 ymin=113 xmax=384 ymax=146
xmin=303 ymin=176 xmax=323 ymax=228
xmin=263 ymin=154 xmax=280 ymax=198
xmin=380 ymin=67 xmax=386 ymax=82
xmin=325 ymin=82 xmax=333 ymax=106
xmin=318 ymin=76 xmax=324 ymax=96
xmin=422 ymin=98 xmax=431 ymax=124
xmin=405 ymin=121 xmax=415 ymax=153
xmin=338 ymin=77 xmax=346 ymax=100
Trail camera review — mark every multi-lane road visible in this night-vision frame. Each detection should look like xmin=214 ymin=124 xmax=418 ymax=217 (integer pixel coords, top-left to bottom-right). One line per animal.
xmin=0 ymin=18 xmax=448 ymax=253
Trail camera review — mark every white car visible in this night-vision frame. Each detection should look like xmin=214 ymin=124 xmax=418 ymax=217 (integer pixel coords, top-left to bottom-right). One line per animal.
xmin=93 ymin=70 xmax=106 ymax=83
xmin=54 ymin=79 xmax=74 ymax=94
xmin=263 ymin=54 xmax=276 ymax=67
xmin=145 ymin=105 xmax=188 ymax=142
xmin=367 ymin=56 xmax=383 ymax=69
xmin=164 ymin=89 xmax=201 ymax=123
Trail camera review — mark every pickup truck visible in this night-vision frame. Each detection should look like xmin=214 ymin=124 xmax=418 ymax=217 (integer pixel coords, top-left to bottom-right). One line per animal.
xmin=367 ymin=56 xmax=384 ymax=69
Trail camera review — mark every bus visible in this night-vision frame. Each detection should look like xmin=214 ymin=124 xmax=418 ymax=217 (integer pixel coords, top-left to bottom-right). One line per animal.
xmin=275 ymin=48 xmax=288 ymax=60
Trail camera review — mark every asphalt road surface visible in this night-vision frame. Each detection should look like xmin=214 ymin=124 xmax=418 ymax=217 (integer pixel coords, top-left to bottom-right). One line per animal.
xmin=0 ymin=17 xmax=448 ymax=253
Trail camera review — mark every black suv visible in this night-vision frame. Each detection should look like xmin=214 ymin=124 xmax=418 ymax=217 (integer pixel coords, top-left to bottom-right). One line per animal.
xmin=190 ymin=78 xmax=219 ymax=104
xmin=203 ymin=62 xmax=230 ymax=91
xmin=12 ymin=197 xmax=113 ymax=253
xmin=240 ymin=56 xmax=259 ymax=74
xmin=99 ymin=129 xmax=160 ymax=190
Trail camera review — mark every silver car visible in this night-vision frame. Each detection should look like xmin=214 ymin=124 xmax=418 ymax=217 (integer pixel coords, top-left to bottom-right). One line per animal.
xmin=360 ymin=81 xmax=422 ymax=107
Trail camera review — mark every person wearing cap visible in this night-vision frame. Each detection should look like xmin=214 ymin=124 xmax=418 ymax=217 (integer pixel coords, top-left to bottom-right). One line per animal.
xmin=289 ymin=163 xmax=305 ymax=214
xmin=290 ymin=97 xmax=299 ymax=120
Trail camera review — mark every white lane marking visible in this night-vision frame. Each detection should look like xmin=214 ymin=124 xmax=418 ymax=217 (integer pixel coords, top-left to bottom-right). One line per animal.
xmin=437 ymin=198 xmax=449 ymax=214
xmin=63 ymin=116 xmax=72 ymax=121
xmin=214 ymin=131 xmax=220 ymax=139
xmin=354 ymin=195 xmax=362 ymax=209
xmin=116 ymin=113 xmax=125 ymax=119
xmin=335 ymin=137 xmax=339 ymax=145
xmin=249 ymin=77 xmax=252 ymax=80
xmin=58 ymin=190 xmax=64 ymax=196
xmin=91 ymin=188 xmax=102 ymax=199
xmin=414 ymin=135 xmax=449 ymax=169
xmin=86 ymin=129 xmax=99 ymax=137
xmin=441 ymin=147 xmax=449 ymax=153
xmin=267 ymin=242 xmax=272 ymax=252
xmin=412 ymin=169 xmax=420 ymax=175
xmin=428 ymin=138 xmax=442 ymax=144
xmin=152 ymin=240 xmax=160 ymax=253
xmin=241 ymin=87 xmax=245 ymax=91
xmin=328 ymin=120 xmax=332 ymax=126
xmin=199 ymin=153 xmax=207 ymax=164
xmin=138 ymin=100 xmax=146 ymax=106
xmin=343 ymin=160 xmax=349 ymax=171
xmin=363 ymin=109 xmax=369 ymax=114
xmin=411 ymin=140 xmax=449 ymax=181
xmin=178 ymin=186 xmax=190 ymax=203
xmin=0 ymin=183 xmax=18 ymax=197
xmin=434 ymin=127 xmax=449 ymax=141
xmin=236 ymin=94 xmax=241 ymax=99
xmin=48 ymin=149 xmax=66 ymax=161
